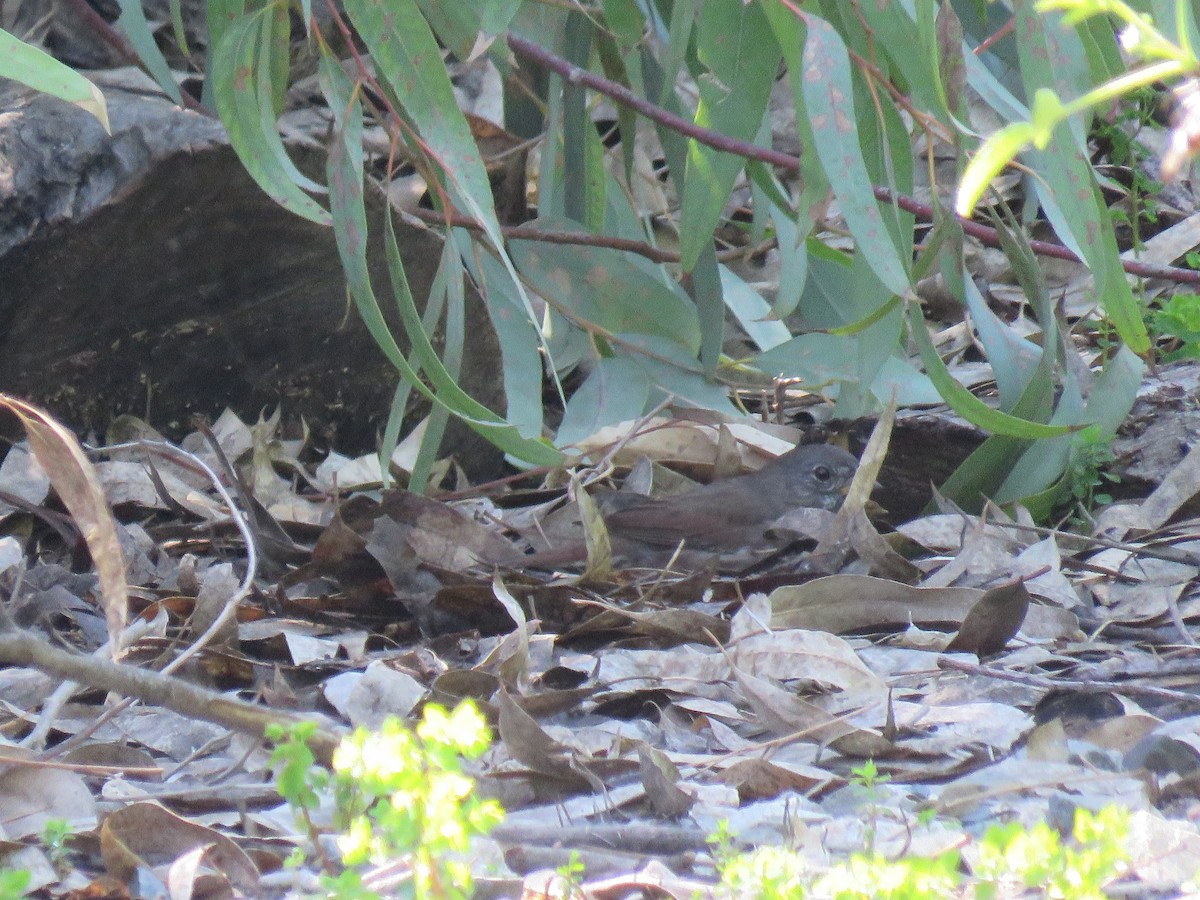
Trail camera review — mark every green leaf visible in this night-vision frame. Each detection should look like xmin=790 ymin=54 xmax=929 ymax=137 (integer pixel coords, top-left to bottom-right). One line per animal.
xmin=600 ymin=0 xmax=646 ymax=48
xmin=414 ymin=1 xmax=479 ymax=59
xmin=556 ymin=358 xmax=652 ymax=447
xmin=115 ymin=0 xmax=183 ymax=105
xmin=538 ymin=65 xmax=567 ymax=222
xmin=407 ymin=244 xmax=463 ymax=493
xmin=560 ymin=11 xmax=597 ymax=226
xmin=508 ymin=219 xmax=701 ymax=352
xmin=689 ymin=244 xmax=725 ymax=375
xmin=1015 ymin=2 xmax=1150 ymax=353
xmin=205 ymin=0 xmax=244 ymax=107
xmin=212 ymin=9 xmax=329 ymax=224
xmin=960 ymin=275 xmax=1043 ymax=410
xmin=1175 ymin=0 xmax=1200 ymax=59
xmin=869 ymin=357 xmax=941 ymax=406
xmin=456 ymin=232 xmax=546 ymax=439
xmin=616 ymin=336 xmax=742 ymax=415
xmin=319 ymin=52 xmax=560 ymax=467
xmin=859 ymin=68 xmax=915 ymax=257
xmin=416 ymin=0 xmax=520 ymax=59
xmin=799 ymin=14 xmax=910 ymax=295
xmin=385 ymin=198 xmax=560 ymax=467
xmin=907 ymin=303 xmax=1090 ymax=440
xmin=853 ymin=2 xmax=947 ymax=121
xmin=796 ymin=249 xmax=895 ymax=331
xmin=768 ymin=203 xmax=808 ymax=319
xmin=941 ymin=434 xmax=1038 ymax=512
xmin=765 ymin=21 xmax=833 ymax=270
xmin=824 ymin=298 xmax=900 ymax=342
xmin=956 ymin=121 xmax=1036 ymax=215
xmin=1077 ymin=10 xmax=1125 ymax=83
xmin=344 ymin=0 xmax=501 ymax=245
xmin=166 ymin=0 xmax=190 ymax=57
xmin=757 ymin=248 xmax=905 ymax=417
xmin=0 ymin=29 xmax=108 ymax=129
xmin=1000 ymin=345 xmax=1143 ymax=505
xmin=594 ymin=30 xmax=641 ymax=182
xmin=963 ymin=36 xmax=1029 ymax=123
xmin=745 ymin=162 xmax=795 ymax=216
xmin=992 ymin=381 xmax=1084 ymax=504
xmin=720 ymin=266 xmax=791 ymax=352
xmin=1029 ymin=87 xmax=1067 ymax=145
xmin=352 ymin=0 xmax=549 ymax=386
xmin=657 ymin=0 xmax=697 ymax=108
xmin=756 ymin=332 xmax=861 ymax=387
xmin=261 ymin=2 xmax=289 ymax=118
xmin=582 ymin=113 xmax=609 ymax=233
xmin=677 ymin=1 xmax=781 ymax=270
xmin=254 ymin=7 xmax=322 ymax=192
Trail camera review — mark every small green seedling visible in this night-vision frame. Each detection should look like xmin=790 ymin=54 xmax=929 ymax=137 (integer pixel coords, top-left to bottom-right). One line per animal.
xmin=268 ymin=702 xmax=503 ymax=900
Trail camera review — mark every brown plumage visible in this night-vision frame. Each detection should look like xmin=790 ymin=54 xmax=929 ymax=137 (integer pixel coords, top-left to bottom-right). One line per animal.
xmin=525 ymin=443 xmax=858 ymax=569
xmin=600 ymin=442 xmax=857 ymax=552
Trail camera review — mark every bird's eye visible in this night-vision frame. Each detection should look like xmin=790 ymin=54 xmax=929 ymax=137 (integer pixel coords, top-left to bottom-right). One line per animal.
xmin=813 ymin=465 xmax=832 ymax=481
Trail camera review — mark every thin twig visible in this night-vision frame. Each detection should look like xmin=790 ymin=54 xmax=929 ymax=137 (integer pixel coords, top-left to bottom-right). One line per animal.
xmin=939 ymin=656 xmax=1200 ymax=705
xmin=36 ymin=439 xmax=267 ymax=759
xmin=984 ymin=516 xmax=1200 ymax=568
xmin=89 ymin=439 xmax=259 ymax=674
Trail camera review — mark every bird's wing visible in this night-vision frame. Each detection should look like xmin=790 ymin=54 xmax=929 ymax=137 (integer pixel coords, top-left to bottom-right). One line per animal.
xmin=603 ymin=479 xmax=773 ymax=550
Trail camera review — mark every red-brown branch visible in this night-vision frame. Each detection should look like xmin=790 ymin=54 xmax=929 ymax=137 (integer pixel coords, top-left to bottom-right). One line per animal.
xmin=507 ymin=33 xmax=1200 ymax=287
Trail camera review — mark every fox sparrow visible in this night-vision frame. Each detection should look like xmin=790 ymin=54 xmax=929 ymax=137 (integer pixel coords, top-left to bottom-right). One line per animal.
xmin=528 ymin=442 xmax=859 ymax=568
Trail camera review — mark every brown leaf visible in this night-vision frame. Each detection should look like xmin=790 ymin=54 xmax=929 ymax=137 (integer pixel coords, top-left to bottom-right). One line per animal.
xmin=770 ymin=573 xmax=1077 ymax=640
xmin=381 ymin=490 xmax=525 ymax=568
xmin=0 ymin=395 xmax=127 ymax=647
xmin=717 ymin=758 xmax=828 ymax=801
xmin=945 ymin=578 xmax=1031 ymax=657
xmin=99 ymin=801 xmax=258 ymax=891
xmin=637 ymin=745 xmax=694 ymax=819
xmin=0 ymin=747 xmax=95 ymax=840
xmin=810 ymin=395 xmax=897 ymax=576
xmin=575 ymin=473 xmax=614 ymax=581
xmin=496 ymin=688 xmax=598 ymax=790
xmin=733 ymin=665 xmax=889 ymax=755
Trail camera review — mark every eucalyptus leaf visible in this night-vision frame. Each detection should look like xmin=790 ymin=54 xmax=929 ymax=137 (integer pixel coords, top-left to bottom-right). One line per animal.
xmin=115 ymin=0 xmax=183 ymax=105
xmin=456 ymin=231 xmax=546 ymax=439
xmin=213 ymin=10 xmax=328 ymax=224
xmin=799 ymin=15 xmax=910 ymax=294
xmin=869 ymin=358 xmax=941 ymax=407
xmin=1013 ymin=3 xmax=1149 ymax=353
xmin=319 ymin=51 xmax=559 ymax=467
xmin=908 ymin=304 xmax=1088 ymax=441
xmin=993 ymin=381 xmax=1083 ymax=503
xmin=561 ymin=11 xmax=594 ymax=225
xmin=344 ymin=0 xmax=505 ymax=251
xmin=556 ymin=358 xmax=652 ymax=448
xmin=677 ymin=1 xmax=780 ymax=270
xmin=509 ymin=220 xmax=701 ymax=353
xmin=853 ymin=1 xmax=947 ymax=120
xmin=769 ymin=203 xmax=808 ymax=319
xmin=613 ymin=336 xmax=741 ymax=416
xmin=721 ymin=266 xmax=791 ymax=353
xmin=960 ymin=274 xmax=1042 ymax=410
xmin=0 ymin=30 xmax=108 ymax=128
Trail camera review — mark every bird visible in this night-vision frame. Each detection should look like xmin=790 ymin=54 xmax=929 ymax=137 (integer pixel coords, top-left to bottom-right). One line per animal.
xmin=526 ymin=442 xmax=859 ymax=570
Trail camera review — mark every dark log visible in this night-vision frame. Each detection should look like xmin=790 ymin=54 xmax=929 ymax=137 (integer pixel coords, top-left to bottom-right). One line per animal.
xmin=0 ymin=81 xmax=510 ymax=477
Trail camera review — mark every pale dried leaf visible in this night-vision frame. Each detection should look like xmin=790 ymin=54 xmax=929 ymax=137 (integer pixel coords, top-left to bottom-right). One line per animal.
xmin=0 ymin=396 xmax=128 ymax=646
